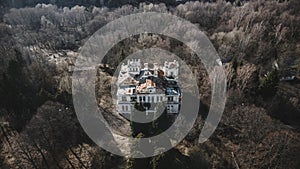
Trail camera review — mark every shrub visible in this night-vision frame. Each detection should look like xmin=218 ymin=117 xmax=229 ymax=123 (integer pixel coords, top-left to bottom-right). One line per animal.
xmin=259 ymin=68 xmax=279 ymax=97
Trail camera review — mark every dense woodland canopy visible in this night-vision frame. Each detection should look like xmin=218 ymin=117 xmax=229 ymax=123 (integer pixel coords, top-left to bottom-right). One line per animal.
xmin=1 ymin=0 xmax=246 ymax=8
xmin=0 ymin=0 xmax=300 ymax=168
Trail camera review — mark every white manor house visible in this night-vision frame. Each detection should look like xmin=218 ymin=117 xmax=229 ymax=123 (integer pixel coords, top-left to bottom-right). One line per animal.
xmin=117 ymin=59 xmax=181 ymax=116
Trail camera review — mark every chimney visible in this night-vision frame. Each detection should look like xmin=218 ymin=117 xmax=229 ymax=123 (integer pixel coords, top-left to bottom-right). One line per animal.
xmin=144 ymin=63 xmax=149 ymax=69
xmin=164 ymin=61 xmax=168 ymax=67
xmin=153 ymin=63 xmax=158 ymax=76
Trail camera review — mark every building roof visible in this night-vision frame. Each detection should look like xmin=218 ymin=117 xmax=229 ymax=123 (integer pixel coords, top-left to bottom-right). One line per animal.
xmin=165 ymin=87 xmax=180 ymax=95
xmin=137 ymin=79 xmax=156 ymax=93
xmin=117 ymin=60 xmax=180 ymax=96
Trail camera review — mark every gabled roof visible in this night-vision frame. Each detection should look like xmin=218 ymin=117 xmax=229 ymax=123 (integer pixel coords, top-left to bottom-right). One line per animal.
xmin=118 ymin=73 xmax=138 ymax=86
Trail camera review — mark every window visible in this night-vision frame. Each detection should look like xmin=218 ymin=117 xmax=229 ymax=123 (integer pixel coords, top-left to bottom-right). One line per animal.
xmin=148 ymin=96 xmax=151 ymax=102
xmin=152 ymin=96 xmax=155 ymax=103
xmin=131 ymin=97 xmax=136 ymax=102
xmin=122 ymin=96 xmax=127 ymax=102
xmin=143 ymin=96 xmax=146 ymax=102
xmin=168 ymin=97 xmax=173 ymax=101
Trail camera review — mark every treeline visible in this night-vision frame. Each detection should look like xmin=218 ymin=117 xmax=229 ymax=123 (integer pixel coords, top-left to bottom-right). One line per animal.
xmin=2 ymin=0 xmax=179 ymax=8
xmin=3 ymin=0 xmax=299 ymax=64
xmin=1 ymin=0 xmax=248 ymax=8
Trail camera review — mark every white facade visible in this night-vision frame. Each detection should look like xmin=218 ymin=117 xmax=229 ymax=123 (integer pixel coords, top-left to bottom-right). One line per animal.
xmin=127 ymin=59 xmax=141 ymax=75
xmin=117 ymin=59 xmax=181 ymax=116
xmin=163 ymin=60 xmax=179 ymax=79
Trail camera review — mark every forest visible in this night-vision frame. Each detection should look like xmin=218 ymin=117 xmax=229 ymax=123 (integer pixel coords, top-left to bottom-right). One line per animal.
xmin=0 ymin=0 xmax=300 ymax=168
xmin=1 ymin=0 xmax=246 ymax=8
